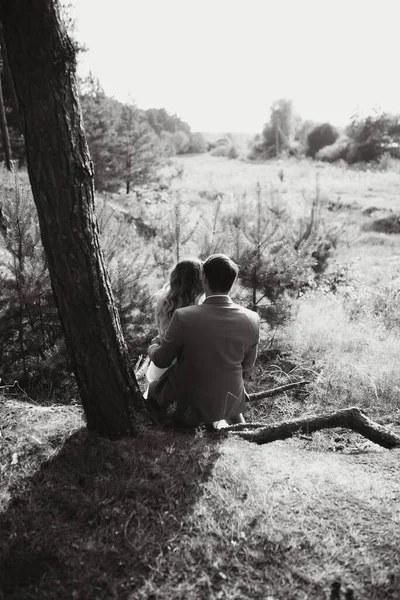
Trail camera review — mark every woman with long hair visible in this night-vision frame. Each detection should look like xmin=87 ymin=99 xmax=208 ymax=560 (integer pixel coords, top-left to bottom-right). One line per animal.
xmin=145 ymin=258 xmax=204 ymax=387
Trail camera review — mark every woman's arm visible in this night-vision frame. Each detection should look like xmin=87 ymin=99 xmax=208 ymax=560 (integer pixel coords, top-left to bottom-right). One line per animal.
xmin=148 ymin=310 xmax=183 ymax=368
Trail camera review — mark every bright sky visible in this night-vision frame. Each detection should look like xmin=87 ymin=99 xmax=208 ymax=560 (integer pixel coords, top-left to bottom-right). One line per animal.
xmin=69 ymin=0 xmax=400 ymax=133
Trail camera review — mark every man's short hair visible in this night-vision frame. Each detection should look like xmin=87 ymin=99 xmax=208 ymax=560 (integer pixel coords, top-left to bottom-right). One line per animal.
xmin=203 ymin=254 xmax=239 ymax=293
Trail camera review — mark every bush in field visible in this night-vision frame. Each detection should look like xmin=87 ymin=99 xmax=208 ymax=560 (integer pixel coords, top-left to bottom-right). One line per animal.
xmin=315 ymin=135 xmax=350 ymax=162
xmin=371 ymin=287 xmax=400 ymax=330
xmin=345 ymin=139 xmax=382 ymax=164
xmin=238 ymin=244 xmax=315 ymax=320
xmin=160 ymin=131 xmax=207 ymax=156
xmin=145 ymin=107 xmax=191 ymax=137
xmin=170 ymin=131 xmax=191 ymax=154
xmin=362 ymin=213 xmax=400 ymax=235
xmin=294 ymin=119 xmax=317 ymax=151
xmin=228 ymin=184 xmax=320 ymax=326
xmin=187 ymin=132 xmax=207 ymax=154
xmin=248 ymin=99 xmax=296 ymax=159
xmin=345 ymin=112 xmax=400 ymax=164
xmin=210 ymin=134 xmax=239 ymax=159
xmin=307 ymin=123 xmax=339 ymax=158
xmin=247 ymin=134 xmax=265 ymax=160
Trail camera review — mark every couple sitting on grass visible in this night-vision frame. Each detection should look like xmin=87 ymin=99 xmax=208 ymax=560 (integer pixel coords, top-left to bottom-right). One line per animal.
xmin=145 ymin=253 xmax=260 ymax=429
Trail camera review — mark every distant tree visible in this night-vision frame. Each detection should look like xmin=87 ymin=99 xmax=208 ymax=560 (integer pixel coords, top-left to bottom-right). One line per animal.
xmin=115 ymin=103 xmax=165 ymax=194
xmin=269 ymin=98 xmax=293 ymax=153
xmin=295 ymin=119 xmax=316 ymax=150
xmin=249 ymin=99 xmax=294 ymax=159
xmin=187 ymin=132 xmax=207 ymax=154
xmin=265 ymin=99 xmax=294 ymax=156
xmin=345 ymin=111 xmax=400 ymax=163
xmin=146 ymin=107 xmax=191 ymax=137
xmin=315 ymin=135 xmax=350 ymax=162
xmin=234 ymin=184 xmax=317 ymax=324
xmin=210 ymin=133 xmax=239 ymax=158
xmin=80 ymin=79 xmax=166 ymax=192
xmin=306 ymin=123 xmax=339 ymax=158
xmin=79 ymin=75 xmax=122 ymax=190
xmin=170 ymin=130 xmax=190 ymax=154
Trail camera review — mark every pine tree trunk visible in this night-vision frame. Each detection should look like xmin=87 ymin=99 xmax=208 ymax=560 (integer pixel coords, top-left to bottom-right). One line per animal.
xmin=0 ymin=25 xmax=21 ymax=132
xmin=0 ymin=57 xmax=12 ymax=170
xmin=0 ymin=0 xmax=148 ymax=438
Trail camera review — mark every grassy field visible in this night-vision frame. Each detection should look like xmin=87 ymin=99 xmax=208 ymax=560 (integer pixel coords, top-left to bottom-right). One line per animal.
xmin=2 ymin=155 xmax=400 ymax=599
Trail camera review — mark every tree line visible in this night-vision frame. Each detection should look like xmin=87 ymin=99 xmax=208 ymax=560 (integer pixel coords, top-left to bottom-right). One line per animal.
xmin=0 ymin=63 xmax=208 ymax=192
xmin=249 ymin=98 xmax=400 ymax=164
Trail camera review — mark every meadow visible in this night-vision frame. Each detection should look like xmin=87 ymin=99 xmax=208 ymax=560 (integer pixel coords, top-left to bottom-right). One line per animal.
xmin=1 ymin=154 xmax=400 ymax=599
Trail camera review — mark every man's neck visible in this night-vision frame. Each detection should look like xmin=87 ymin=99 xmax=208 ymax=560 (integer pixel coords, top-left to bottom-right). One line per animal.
xmin=205 ymin=291 xmax=230 ymax=298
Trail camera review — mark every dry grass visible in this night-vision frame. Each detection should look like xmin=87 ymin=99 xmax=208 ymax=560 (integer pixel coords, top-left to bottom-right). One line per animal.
xmin=3 ymin=155 xmax=400 ymax=599
xmin=0 ymin=395 xmax=84 ymax=512
xmin=172 ymin=154 xmax=400 ymax=213
xmin=283 ymin=292 xmax=400 ymax=423
xmin=1 ymin=399 xmax=399 ymax=599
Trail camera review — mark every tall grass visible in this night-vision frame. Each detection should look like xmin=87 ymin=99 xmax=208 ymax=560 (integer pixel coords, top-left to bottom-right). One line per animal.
xmin=285 ymin=290 xmax=400 ymax=419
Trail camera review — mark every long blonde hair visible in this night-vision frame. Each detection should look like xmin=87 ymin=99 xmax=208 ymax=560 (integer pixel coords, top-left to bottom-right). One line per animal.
xmin=155 ymin=258 xmax=204 ymax=336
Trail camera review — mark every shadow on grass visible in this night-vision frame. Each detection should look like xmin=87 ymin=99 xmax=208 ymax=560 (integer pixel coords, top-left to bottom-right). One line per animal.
xmin=0 ymin=426 xmax=221 ymax=600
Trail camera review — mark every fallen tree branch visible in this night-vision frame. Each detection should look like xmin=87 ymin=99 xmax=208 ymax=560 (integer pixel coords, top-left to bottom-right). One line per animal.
xmin=248 ymin=380 xmax=311 ymax=401
xmin=221 ymin=407 xmax=400 ymax=449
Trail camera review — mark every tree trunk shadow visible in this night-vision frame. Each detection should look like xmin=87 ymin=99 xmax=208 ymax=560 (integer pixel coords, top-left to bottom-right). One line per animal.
xmin=0 ymin=426 xmax=221 ymax=599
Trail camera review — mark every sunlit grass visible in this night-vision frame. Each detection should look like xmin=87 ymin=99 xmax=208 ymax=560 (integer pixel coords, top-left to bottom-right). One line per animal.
xmin=1 ymin=400 xmax=399 ymax=600
xmin=172 ymin=154 xmax=400 ymax=213
xmin=285 ymin=291 xmax=400 ymax=420
xmin=2 ymin=155 xmax=400 ymax=599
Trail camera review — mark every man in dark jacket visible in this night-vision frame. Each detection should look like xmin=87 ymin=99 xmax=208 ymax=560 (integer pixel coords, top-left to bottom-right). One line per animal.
xmin=147 ymin=254 xmax=260 ymax=426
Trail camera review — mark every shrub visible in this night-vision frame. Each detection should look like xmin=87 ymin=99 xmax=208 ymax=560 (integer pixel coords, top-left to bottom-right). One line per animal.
xmin=371 ymin=287 xmax=400 ymax=330
xmin=187 ymin=133 xmax=207 ymax=154
xmin=0 ymin=170 xmax=66 ymax=394
xmin=252 ymin=98 xmax=295 ymax=158
xmin=307 ymin=123 xmax=339 ymax=158
xmin=210 ymin=134 xmax=239 ymax=159
xmin=345 ymin=139 xmax=382 ymax=164
xmin=230 ymin=185 xmax=321 ymax=326
xmin=345 ymin=112 xmax=400 ymax=164
xmin=362 ymin=213 xmax=400 ymax=235
xmin=96 ymin=197 xmax=156 ymax=356
xmin=247 ymin=134 xmax=266 ymax=160
xmin=170 ymin=131 xmax=190 ymax=154
xmin=315 ymin=135 xmax=350 ymax=162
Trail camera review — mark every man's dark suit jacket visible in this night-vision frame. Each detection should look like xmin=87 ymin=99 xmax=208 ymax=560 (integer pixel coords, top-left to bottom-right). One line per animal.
xmin=148 ymin=295 xmax=260 ymax=424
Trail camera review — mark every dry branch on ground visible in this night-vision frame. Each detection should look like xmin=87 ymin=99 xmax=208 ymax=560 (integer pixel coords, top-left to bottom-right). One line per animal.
xmin=248 ymin=380 xmax=310 ymax=401
xmin=223 ymin=407 xmax=400 ymax=449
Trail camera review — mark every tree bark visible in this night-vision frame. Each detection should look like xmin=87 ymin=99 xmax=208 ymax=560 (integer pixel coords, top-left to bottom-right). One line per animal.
xmin=0 ymin=50 xmax=12 ymax=170
xmin=0 ymin=24 xmax=21 ymax=132
xmin=0 ymin=0 xmax=148 ymax=438
xmin=224 ymin=407 xmax=400 ymax=449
